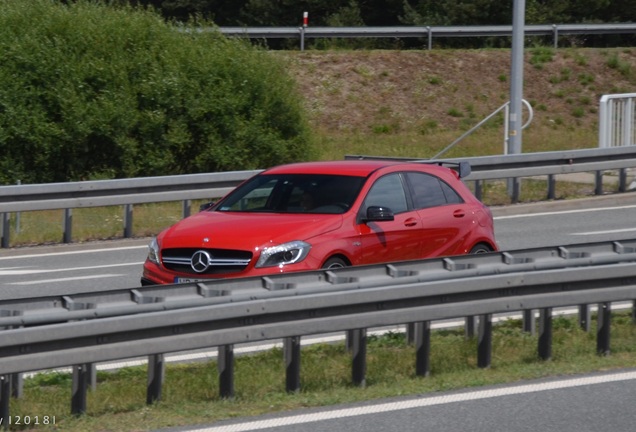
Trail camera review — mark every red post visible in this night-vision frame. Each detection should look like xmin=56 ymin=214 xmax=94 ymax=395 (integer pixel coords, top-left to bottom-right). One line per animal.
xmin=303 ymin=11 xmax=308 ymax=27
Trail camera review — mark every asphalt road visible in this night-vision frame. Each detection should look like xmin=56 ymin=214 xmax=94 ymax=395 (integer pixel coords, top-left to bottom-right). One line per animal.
xmin=2 ymin=193 xmax=636 ymax=291
xmin=172 ymin=369 xmax=636 ymax=432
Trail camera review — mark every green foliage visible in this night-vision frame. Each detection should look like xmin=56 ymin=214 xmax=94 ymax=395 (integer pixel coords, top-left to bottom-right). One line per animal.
xmin=572 ymin=106 xmax=586 ymax=118
xmin=447 ymin=107 xmax=463 ymax=117
xmin=530 ymin=46 xmax=555 ymax=69
xmin=606 ymin=52 xmax=633 ymax=78
xmin=0 ymin=0 xmax=314 ymax=184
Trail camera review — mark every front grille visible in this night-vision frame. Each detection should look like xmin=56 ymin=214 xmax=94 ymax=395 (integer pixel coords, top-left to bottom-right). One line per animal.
xmin=161 ymin=248 xmax=252 ymax=275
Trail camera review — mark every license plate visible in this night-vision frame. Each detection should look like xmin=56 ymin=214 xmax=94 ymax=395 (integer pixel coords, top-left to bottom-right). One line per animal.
xmin=174 ymin=277 xmax=207 ymax=284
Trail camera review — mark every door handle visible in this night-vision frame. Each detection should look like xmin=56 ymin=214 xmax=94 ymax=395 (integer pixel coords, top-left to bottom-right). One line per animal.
xmin=404 ymin=218 xmax=418 ymax=227
xmin=453 ymin=210 xmax=465 ymax=218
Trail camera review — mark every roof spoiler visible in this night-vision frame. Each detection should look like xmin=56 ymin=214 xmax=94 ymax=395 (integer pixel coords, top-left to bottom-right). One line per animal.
xmin=436 ymin=160 xmax=471 ymax=179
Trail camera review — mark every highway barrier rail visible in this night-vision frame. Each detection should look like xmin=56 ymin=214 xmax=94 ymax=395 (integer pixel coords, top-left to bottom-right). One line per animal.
xmin=1 ymin=238 xmax=636 ymax=418
xmin=2 ymin=146 xmax=636 ymax=248
xmin=214 ymin=23 xmax=636 ymax=50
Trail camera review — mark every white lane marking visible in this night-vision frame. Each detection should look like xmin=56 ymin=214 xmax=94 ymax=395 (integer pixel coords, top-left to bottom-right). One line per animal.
xmin=494 ymin=204 xmax=636 ymax=220
xmin=571 ymin=228 xmax=636 ymax=236
xmin=0 ymin=262 xmax=144 ymax=276
xmin=192 ymin=370 xmax=636 ymax=432
xmin=9 ymin=274 xmax=124 ymax=285
xmin=0 ymin=245 xmax=147 ymax=261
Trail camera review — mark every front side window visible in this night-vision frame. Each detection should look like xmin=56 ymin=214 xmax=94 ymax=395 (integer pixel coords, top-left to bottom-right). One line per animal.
xmin=216 ymin=174 xmax=365 ymax=214
xmin=363 ymin=173 xmax=408 ymax=214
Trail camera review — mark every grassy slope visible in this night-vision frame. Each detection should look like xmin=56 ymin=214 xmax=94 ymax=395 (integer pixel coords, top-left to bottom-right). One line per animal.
xmin=281 ymin=47 xmax=636 ymax=160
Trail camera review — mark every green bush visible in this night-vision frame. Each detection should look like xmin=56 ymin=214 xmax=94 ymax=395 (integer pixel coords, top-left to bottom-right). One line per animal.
xmin=0 ymin=1 xmax=314 ymax=184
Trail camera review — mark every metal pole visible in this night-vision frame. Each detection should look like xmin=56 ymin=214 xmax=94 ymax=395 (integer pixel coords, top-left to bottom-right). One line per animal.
xmin=300 ymin=12 xmax=308 ymax=51
xmin=509 ymin=0 xmax=525 ymax=154
xmin=218 ymin=345 xmax=235 ymax=399
xmin=414 ymin=321 xmax=431 ymax=377
xmin=284 ymin=336 xmax=301 ymax=393
xmin=477 ymin=314 xmax=492 ymax=368
xmin=508 ymin=0 xmax=526 ymax=198
xmin=351 ymin=329 xmax=367 ymax=387
xmin=15 ymin=180 xmax=20 ymax=234
xmin=147 ymin=354 xmax=164 ymax=404
xmin=71 ymin=364 xmax=88 ymax=415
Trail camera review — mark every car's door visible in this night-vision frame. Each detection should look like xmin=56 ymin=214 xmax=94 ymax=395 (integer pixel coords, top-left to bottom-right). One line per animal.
xmin=355 ymin=173 xmax=424 ymax=264
xmin=404 ymin=171 xmax=471 ymax=257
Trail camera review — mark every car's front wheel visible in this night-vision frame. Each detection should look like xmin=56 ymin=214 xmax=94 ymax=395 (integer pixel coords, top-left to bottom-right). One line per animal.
xmin=322 ymin=257 xmax=348 ymax=269
xmin=470 ymin=244 xmax=492 ymax=254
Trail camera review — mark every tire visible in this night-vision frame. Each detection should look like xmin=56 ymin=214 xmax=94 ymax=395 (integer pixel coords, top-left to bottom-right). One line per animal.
xmin=322 ymin=257 xmax=348 ymax=269
xmin=470 ymin=244 xmax=492 ymax=254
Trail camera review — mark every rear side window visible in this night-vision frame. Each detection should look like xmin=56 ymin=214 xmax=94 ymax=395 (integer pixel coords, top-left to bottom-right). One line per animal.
xmin=406 ymin=172 xmax=463 ymax=209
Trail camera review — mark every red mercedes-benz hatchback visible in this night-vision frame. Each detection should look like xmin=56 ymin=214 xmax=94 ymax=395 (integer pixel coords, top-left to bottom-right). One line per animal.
xmin=141 ymin=160 xmax=497 ymax=285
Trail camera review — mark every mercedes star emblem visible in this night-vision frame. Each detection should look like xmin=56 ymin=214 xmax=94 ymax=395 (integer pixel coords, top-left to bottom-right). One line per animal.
xmin=191 ymin=250 xmax=212 ymax=273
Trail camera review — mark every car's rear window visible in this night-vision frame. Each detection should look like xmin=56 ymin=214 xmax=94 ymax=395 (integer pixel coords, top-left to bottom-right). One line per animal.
xmin=216 ymin=174 xmax=366 ymax=214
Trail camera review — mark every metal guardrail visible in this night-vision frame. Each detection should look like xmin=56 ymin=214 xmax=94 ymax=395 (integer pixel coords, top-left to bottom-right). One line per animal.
xmin=2 ymin=146 xmax=636 ymax=248
xmin=1 ymin=238 xmax=635 ymax=327
xmin=0 ymin=170 xmax=261 ymax=247
xmin=0 ymin=238 xmax=636 ymax=417
xmin=349 ymin=145 xmax=636 ymax=198
xmin=215 ymin=23 xmax=636 ymax=50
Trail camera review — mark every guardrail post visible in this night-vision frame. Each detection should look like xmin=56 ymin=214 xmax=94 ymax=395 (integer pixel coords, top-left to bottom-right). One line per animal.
xmin=147 ymin=354 xmax=165 ymax=404
xmin=619 ymin=168 xmax=627 ymax=192
xmin=414 ymin=321 xmax=431 ymax=377
xmin=218 ymin=345 xmax=234 ymax=399
xmin=284 ymin=336 xmax=301 ymax=393
xmin=509 ymin=179 xmax=520 ymax=203
xmin=547 ymin=174 xmax=556 ymax=200
xmin=1 ymin=213 xmax=9 ymax=248
xmin=405 ymin=323 xmax=415 ymax=344
xmin=523 ymin=309 xmax=536 ymax=334
xmin=345 ymin=330 xmax=354 ymax=352
xmin=10 ymin=373 xmax=23 ymax=399
xmin=0 ymin=375 xmax=11 ymax=425
xmin=538 ymin=307 xmax=552 ymax=360
xmin=465 ymin=315 xmax=477 ymax=338
xmin=477 ymin=314 xmax=492 ymax=368
xmin=182 ymin=200 xmax=192 ymax=219
xmin=579 ymin=304 xmax=591 ymax=332
xmin=123 ymin=204 xmax=133 ymax=238
xmin=594 ymin=171 xmax=604 ymax=195
xmin=632 ymin=300 xmax=636 ymax=325
xmin=351 ymin=329 xmax=367 ymax=387
xmin=597 ymin=302 xmax=611 ymax=356
xmin=473 ymin=181 xmax=483 ymax=201
xmin=63 ymin=209 xmax=73 ymax=244
xmin=71 ymin=364 xmax=89 ymax=415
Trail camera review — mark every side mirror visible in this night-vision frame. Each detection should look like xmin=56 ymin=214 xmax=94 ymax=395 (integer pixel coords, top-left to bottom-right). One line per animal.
xmin=364 ymin=206 xmax=394 ymax=222
xmin=199 ymin=202 xmax=215 ymax=211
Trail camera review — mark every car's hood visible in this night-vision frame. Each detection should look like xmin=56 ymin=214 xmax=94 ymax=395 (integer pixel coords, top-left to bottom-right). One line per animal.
xmin=158 ymin=211 xmax=343 ymax=250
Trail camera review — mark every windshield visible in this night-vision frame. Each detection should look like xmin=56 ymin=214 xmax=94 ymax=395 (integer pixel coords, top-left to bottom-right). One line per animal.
xmin=215 ymin=174 xmax=365 ymax=214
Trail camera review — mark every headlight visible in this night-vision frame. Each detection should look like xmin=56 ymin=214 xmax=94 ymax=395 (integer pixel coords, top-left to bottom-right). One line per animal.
xmin=147 ymin=238 xmax=161 ymax=265
xmin=256 ymin=240 xmax=311 ymax=268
